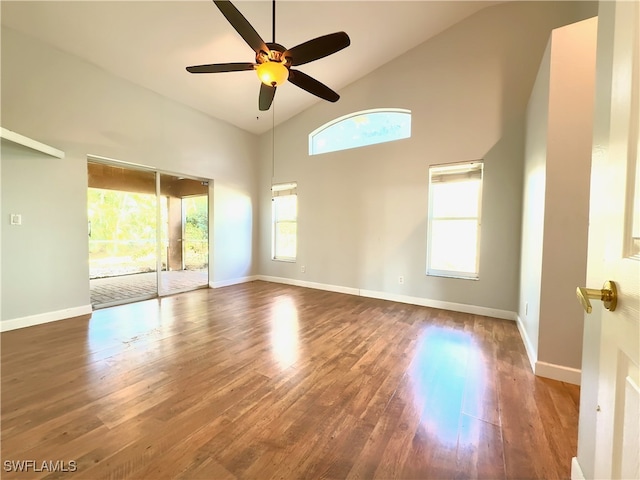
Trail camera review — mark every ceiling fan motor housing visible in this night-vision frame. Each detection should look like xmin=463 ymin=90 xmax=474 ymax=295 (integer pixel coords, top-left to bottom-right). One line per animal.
xmin=256 ymin=43 xmax=290 ymax=86
xmin=186 ymin=0 xmax=350 ymax=109
xmin=256 ymin=43 xmax=290 ymax=65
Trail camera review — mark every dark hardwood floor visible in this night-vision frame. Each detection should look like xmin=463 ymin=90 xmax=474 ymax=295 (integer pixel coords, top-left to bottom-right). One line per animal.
xmin=1 ymin=281 xmax=580 ymax=479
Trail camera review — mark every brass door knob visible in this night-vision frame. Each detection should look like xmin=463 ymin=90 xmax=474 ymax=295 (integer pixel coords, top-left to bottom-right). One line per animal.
xmin=576 ymin=280 xmax=618 ymax=314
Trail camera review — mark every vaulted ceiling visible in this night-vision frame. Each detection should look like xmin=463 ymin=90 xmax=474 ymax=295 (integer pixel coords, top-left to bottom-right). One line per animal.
xmin=1 ymin=1 xmax=499 ymax=134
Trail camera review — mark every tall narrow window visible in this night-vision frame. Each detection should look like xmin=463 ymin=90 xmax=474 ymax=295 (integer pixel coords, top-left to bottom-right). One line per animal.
xmin=272 ymin=182 xmax=297 ymax=261
xmin=427 ymin=162 xmax=483 ymax=279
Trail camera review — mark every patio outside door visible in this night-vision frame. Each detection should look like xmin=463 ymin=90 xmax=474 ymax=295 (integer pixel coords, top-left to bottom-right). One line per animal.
xmin=158 ymin=173 xmax=209 ymax=296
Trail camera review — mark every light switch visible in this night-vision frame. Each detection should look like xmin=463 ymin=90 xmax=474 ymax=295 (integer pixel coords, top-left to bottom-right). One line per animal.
xmin=10 ymin=214 xmax=22 ymax=225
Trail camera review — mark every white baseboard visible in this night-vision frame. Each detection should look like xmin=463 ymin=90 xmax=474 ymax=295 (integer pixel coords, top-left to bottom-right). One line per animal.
xmin=210 ymin=275 xmax=259 ymax=289
xmin=515 ymin=315 xmax=581 ymax=385
xmin=257 ymin=275 xmax=516 ymax=321
xmin=257 ymin=275 xmax=360 ymax=296
xmin=571 ymin=457 xmax=585 ymax=480
xmin=360 ymin=289 xmax=517 ymax=321
xmin=535 ymin=361 xmax=581 ymax=385
xmin=516 ymin=315 xmax=538 ymax=372
xmin=1 ymin=304 xmax=93 ymax=332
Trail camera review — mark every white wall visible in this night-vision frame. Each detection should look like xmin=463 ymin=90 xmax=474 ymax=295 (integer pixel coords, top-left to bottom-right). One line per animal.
xmin=258 ymin=1 xmax=597 ymax=314
xmin=519 ymin=17 xmax=598 ymax=382
xmin=0 ymin=26 xmax=259 ymax=325
xmin=540 ymin=17 xmax=597 ymax=368
xmin=520 ymin=40 xmax=552 ymax=360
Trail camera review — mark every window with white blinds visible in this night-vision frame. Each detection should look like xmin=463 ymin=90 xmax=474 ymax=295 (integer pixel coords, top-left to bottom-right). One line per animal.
xmin=427 ymin=162 xmax=483 ymax=279
xmin=272 ymin=183 xmax=297 ymax=261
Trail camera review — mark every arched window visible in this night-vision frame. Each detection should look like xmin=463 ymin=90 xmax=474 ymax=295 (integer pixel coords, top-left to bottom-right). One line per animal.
xmin=309 ymin=108 xmax=411 ymax=155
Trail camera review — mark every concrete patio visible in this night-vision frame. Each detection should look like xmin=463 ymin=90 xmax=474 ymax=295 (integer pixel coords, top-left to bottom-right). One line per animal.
xmin=90 ymin=270 xmax=208 ymax=308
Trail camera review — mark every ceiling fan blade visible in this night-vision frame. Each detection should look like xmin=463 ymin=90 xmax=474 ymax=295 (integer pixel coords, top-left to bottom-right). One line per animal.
xmin=186 ymin=62 xmax=255 ymax=74
xmin=214 ymin=0 xmax=269 ymax=54
xmin=285 ymin=32 xmax=350 ymax=67
xmin=259 ymin=83 xmax=276 ymax=111
xmin=288 ymin=70 xmax=339 ymax=103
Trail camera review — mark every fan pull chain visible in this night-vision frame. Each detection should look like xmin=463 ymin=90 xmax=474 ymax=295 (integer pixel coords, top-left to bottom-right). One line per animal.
xmin=271 ymin=102 xmax=275 ymax=181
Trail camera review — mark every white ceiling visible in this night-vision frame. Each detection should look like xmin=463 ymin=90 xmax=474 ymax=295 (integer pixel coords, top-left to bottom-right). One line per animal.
xmin=1 ymin=1 xmax=499 ymax=135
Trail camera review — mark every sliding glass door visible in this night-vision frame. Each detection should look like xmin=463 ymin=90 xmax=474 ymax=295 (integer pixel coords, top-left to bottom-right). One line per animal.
xmin=88 ymin=161 xmax=209 ymax=308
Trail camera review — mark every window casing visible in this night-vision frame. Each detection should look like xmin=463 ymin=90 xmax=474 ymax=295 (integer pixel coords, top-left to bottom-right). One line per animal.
xmin=272 ymin=183 xmax=297 ymax=261
xmin=309 ymin=108 xmax=411 ymax=155
xmin=427 ymin=162 xmax=483 ymax=279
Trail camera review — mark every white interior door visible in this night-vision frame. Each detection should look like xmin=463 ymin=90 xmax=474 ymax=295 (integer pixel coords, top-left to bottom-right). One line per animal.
xmin=576 ymin=1 xmax=640 ymax=479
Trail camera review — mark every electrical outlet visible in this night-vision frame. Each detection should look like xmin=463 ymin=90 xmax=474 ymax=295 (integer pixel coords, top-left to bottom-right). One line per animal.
xmin=10 ymin=214 xmax=22 ymax=226
xmin=398 ymin=276 xmax=404 ymax=285
xmin=301 ymin=265 xmax=306 ymax=273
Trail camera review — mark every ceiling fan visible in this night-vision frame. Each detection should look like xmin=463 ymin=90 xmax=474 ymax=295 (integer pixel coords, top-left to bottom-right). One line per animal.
xmin=186 ymin=0 xmax=350 ymax=111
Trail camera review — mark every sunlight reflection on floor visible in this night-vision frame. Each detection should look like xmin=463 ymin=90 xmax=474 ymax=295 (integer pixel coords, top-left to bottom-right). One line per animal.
xmin=409 ymin=325 xmax=486 ymax=446
xmin=269 ymin=296 xmax=300 ymax=370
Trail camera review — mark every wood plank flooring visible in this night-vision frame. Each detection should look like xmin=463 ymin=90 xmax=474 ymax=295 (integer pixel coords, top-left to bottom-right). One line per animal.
xmin=1 ymin=281 xmax=580 ymax=479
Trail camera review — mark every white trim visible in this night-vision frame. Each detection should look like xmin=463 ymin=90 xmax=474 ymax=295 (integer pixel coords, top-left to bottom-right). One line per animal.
xmin=210 ymin=275 xmax=259 ymax=289
xmin=515 ymin=316 xmax=581 ymax=384
xmin=1 ymin=305 xmax=92 ymax=332
xmin=571 ymin=457 xmax=585 ymax=480
xmin=1 ymin=127 xmax=65 ymax=158
xmin=257 ymin=275 xmax=360 ymax=296
xmin=535 ymin=361 xmax=582 ymax=385
xmin=516 ymin=315 xmax=538 ymax=372
xmin=359 ymin=289 xmax=516 ymax=320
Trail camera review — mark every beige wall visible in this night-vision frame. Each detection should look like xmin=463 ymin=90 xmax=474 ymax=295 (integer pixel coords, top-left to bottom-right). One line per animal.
xmin=1 ymin=26 xmax=259 ymax=323
xmin=258 ymin=2 xmax=596 ymax=314
xmin=519 ymin=17 xmax=598 ymax=379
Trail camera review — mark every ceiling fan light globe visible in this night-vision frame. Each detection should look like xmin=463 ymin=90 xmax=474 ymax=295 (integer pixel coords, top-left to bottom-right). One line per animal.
xmin=256 ymin=61 xmax=288 ymax=87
